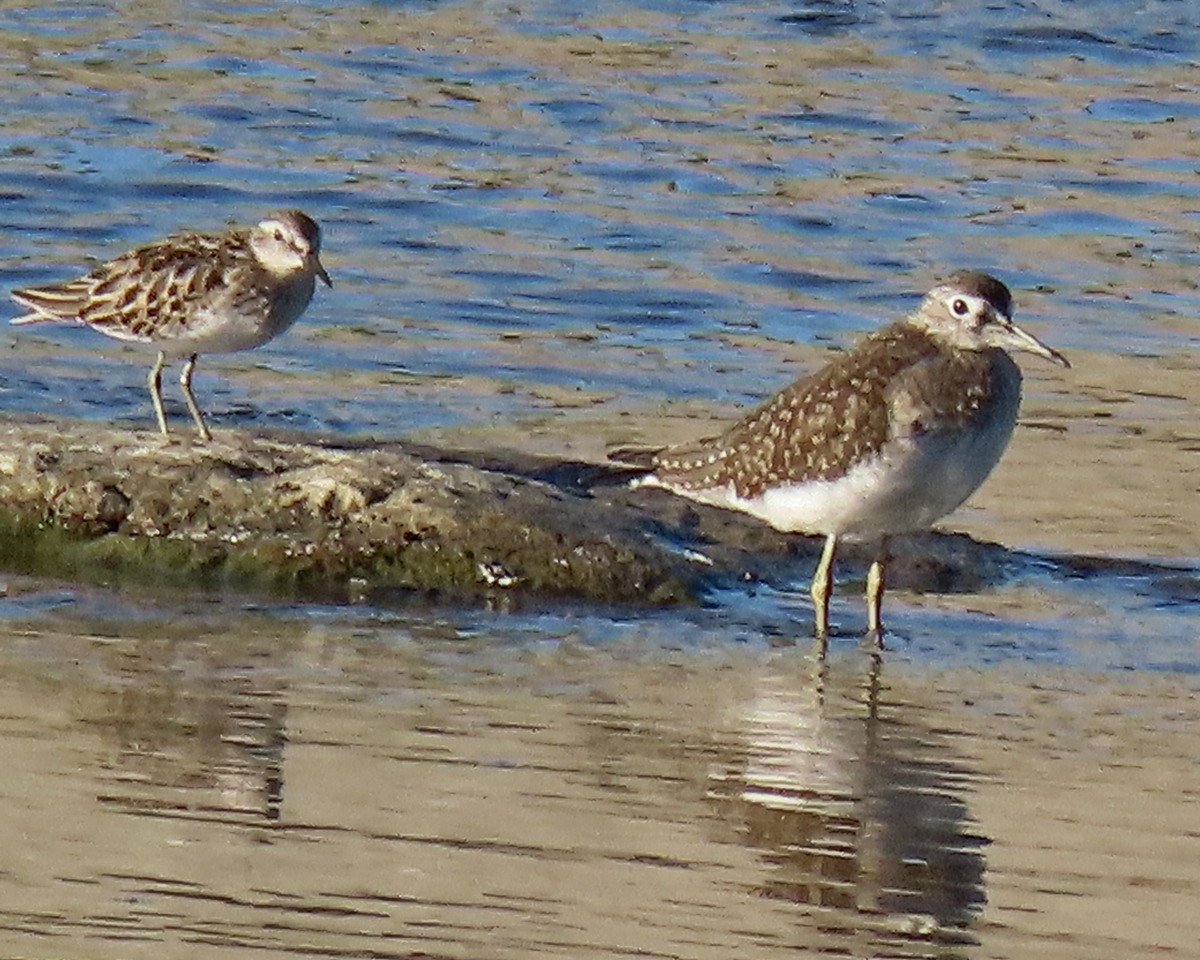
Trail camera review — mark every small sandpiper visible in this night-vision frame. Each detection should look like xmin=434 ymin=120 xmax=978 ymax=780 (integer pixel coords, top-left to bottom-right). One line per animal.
xmin=11 ymin=209 xmax=331 ymax=441
xmin=625 ymin=271 xmax=1069 ymax=643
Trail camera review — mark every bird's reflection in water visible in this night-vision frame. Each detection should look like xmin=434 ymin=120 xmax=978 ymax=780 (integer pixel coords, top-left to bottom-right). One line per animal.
xmin=707 ymin=648 xmax=988 ymax=954
xmin=91 ymin=633 xmax=287 ymax=824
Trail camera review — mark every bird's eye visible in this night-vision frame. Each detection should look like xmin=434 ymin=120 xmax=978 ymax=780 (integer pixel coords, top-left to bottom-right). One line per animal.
xmin=951 ymin=298 xmax=970 ymax=317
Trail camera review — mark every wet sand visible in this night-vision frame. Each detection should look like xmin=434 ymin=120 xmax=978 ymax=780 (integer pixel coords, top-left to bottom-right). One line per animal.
xmin=1 ymin=622 xmax=1197 ymax=959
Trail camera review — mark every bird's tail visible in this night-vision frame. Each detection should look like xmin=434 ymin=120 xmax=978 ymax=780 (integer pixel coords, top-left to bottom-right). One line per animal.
xmin=603 ymin=443 xmax=664 ymax=490
xmin=605 ymin=443 xmax=662 ymax=469
xmin=10 ymin=283 xmax=89 ymax=324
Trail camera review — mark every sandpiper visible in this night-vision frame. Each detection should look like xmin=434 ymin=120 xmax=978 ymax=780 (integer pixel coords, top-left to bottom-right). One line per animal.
xmin=626 ymin=271 xmax=1069 ymax=643
xmin=11 ymin=209 xmax=331 ymax=441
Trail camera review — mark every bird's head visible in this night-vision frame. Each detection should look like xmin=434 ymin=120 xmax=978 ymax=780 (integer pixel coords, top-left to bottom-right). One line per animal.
xmin=917 ymin=270 xmax=1068 ymax=367
xmin=249 ymin=209 xmax=332 ymax=288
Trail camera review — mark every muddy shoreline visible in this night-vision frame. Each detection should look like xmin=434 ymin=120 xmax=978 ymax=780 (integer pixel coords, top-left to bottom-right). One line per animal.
xmin=0 ymin=415 xmax=1191 ymax=615
xmin=0 ymin=419 xmax=705 ymax=606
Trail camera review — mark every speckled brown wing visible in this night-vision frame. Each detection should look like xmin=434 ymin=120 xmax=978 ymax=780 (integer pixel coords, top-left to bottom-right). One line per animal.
xmin=649 ymin=323 xmax=954 ymax=497
xmin=11 ymin=229 xmax=266 ymax=344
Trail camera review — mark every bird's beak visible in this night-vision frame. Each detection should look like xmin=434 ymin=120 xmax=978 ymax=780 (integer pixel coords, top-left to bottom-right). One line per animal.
xmin=314 ymin=255 xmax=332 ymax=288
xmin=995 ymin=315 xmax=1070 ymax=368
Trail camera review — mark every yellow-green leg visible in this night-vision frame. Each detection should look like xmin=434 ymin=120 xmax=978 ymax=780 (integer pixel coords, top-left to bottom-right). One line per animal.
xmin=148 ymin=351 xmax=169 ymax=436
xmin=810 ymin=533 xmax=838 ymax=644
xmin=865 ymin=536 xmax=890 ymax=640
xmin=180 ymin=354 xmax=212 ymax=442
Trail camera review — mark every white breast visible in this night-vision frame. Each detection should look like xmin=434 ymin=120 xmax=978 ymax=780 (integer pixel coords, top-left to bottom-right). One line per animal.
xmin=159 ymin=271 xmax=317 ymax=357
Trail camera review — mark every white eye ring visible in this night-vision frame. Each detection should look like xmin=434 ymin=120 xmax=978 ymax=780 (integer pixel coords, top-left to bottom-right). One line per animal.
xmin=951 ymin=298 xmax=970 ymax=317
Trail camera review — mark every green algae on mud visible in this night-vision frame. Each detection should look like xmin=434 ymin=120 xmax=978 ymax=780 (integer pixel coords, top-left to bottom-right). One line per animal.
xmin=0 ymin=421 xmax=698 ymax=606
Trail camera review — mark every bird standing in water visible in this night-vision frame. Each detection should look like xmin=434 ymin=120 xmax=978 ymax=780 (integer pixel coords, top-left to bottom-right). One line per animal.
xmin=626 ymin=271 xmax=1069 ymax=645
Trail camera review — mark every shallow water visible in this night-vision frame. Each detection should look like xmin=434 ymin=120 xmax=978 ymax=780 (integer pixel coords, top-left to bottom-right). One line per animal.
xmin=2 ymin=588 xmax=1199 ymax=959
xmin=0 ymin=1 xmax=1199 ymax=957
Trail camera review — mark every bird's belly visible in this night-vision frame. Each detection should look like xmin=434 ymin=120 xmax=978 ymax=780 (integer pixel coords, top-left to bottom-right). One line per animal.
xmin=156 ymin=275 xmax=316 ymax=357
xmin=155 ymin=321 xmax=276 ymax=356
xmin=730 ymin=413 xmax=1017 ymax=539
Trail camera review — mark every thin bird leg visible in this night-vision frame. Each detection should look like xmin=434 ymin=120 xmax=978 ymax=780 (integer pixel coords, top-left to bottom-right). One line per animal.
xmin=810 ymin=533 xmax=838 ymax=642
xmin=148 ymin=351 xmax=170 ymax=436
xmin=179 ymin=354 xmax=212 ymax=442
xmin=865 ymin=535 xmax=891 ymax=640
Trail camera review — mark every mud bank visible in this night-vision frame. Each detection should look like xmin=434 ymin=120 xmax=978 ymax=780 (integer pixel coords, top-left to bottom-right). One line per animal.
xmin=0 ymin=421 xmax=707 ymax=605
xmin=0 ymin=418 xmax=1189 ymax=613
xmin=0 ymin=418 xmax=1013 ymax=610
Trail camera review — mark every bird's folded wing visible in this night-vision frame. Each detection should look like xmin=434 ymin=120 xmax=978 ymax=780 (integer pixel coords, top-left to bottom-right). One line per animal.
xmin=647 ymin=323 xmax=946 ymax=497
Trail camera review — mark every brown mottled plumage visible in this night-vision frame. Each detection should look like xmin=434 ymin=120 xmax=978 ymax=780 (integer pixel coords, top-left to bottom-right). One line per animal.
xmin=626 ymin=271 xmax=1069 ymax=644
xmin=11 ymin=209 xmax=331 ymax=441
xmin=41 ymin=230 xmax=272 ymax=344
xmin=646 ymin=324 xmax=1015 ymax=496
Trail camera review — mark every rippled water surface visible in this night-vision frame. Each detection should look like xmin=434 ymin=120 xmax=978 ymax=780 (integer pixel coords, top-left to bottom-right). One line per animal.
xmin=1 ymin=1 xmax=1199 ymax=957
xmin=3 ymin=590 xmax=1200 ymax=959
